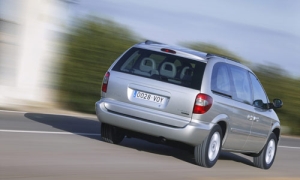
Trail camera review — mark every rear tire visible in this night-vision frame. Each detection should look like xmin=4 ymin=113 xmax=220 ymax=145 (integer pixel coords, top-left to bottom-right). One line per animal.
xmin=194 ymin=125 xmax=222 ymax=168
xmin=253 ymin=133 xmax=278 ymax=169
xmin=101 ymin=123 xmax=125 ymax=144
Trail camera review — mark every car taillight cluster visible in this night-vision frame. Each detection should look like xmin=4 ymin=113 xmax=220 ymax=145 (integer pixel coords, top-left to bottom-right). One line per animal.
xmin=193 ymin=93 xmax=213 ymax=114
xmin=102 ymin=72 xmax=110 ymax=93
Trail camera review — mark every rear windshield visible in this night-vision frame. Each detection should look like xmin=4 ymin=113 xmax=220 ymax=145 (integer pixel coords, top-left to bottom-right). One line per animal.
xmin=112 ymin=47 xmax=206 ymax=90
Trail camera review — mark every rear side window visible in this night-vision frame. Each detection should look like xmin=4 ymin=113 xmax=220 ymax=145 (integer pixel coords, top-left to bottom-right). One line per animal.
xmin=112 ymin=47 xmax=206 ymax=90
xmin=211 ymin=62 xmax=232 ymax=97
xmin=228 ymin=65 xmax=252 ymax=105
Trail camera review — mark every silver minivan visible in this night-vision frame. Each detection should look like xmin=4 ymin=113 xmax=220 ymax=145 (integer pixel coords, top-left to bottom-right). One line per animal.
xmin=95 ymin=40 xmax=283 ymax=169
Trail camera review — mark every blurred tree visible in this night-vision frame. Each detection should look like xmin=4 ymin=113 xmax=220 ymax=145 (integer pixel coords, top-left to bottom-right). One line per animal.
xmin=57 ymin=16 xmax=140 ymax=113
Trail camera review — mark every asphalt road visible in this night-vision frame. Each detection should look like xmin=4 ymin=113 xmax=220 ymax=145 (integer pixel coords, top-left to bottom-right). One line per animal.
xmin=0 ymin=110 xmax=299 ymax=180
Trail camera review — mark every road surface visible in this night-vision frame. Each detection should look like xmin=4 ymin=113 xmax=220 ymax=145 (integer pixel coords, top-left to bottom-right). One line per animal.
xmin=0 ymin=110 xmax=299 ymax=180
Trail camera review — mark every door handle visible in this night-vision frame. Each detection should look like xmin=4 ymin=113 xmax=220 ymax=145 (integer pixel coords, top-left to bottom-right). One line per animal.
xmin=247 ymin=115 xmax=259 ymax=122
xmin=253 ymin=116 xmax=259 ymax=122
xmin=247 ymin=115 xmax=253 ymax=121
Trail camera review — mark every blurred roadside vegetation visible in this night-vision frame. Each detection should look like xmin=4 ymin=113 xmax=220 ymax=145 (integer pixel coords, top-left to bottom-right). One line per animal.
xmin=57 ymin=17 xmax=140 ymax=113
xmin=58 ymin=17 xmax=300 ymax=135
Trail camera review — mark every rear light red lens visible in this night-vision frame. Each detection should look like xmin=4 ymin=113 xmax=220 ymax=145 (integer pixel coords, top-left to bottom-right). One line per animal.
xmin=161 ymin=48 xmax=176 ymax=54
xmin=193 ymin=93 xmax=213 ymax=114
xmin=101 ymin=72 xmax=110 ymax=92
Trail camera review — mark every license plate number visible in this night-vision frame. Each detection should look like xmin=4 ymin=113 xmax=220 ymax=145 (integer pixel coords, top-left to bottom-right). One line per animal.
xmin=133 ymin=91 xmax=165 ymax=104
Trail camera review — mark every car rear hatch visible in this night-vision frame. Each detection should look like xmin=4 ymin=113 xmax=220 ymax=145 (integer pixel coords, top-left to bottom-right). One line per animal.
xmin=102 ymin=47 xmax=207 ymax=128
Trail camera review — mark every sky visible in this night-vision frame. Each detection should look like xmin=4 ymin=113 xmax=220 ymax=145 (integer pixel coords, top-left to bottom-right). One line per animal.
xmin=70 ymin=0 xmax=300 ymax=78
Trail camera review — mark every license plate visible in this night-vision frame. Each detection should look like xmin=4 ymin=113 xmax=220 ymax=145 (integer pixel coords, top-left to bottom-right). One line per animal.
xmin=133 ymin=91 xmax=165 ymax=104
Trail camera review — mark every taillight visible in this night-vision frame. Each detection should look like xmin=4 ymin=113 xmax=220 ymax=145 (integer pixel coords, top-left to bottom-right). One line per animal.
xmin=101 ymin=72 xmax=110 ymax=93
xmin=193 ymin=93 xmax=213 ymax=114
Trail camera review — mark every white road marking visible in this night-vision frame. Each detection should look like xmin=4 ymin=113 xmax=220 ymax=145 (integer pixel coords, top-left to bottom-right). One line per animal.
xmin=0 ymin=109 xmax=96 ymax=119
xmin=278 ymin=146 xmax=300 ymax=150
xmin=0 ymin=129 xmax=100 ymax=136
xmin=0 ymin=110 xmax=27 ymax=114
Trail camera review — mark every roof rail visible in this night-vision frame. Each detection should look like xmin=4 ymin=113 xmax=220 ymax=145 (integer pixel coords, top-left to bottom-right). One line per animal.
xmin=145 ymin=40 xmax=165 ymax=45
xmin=206 ymin=53 xmax=240 ymax=63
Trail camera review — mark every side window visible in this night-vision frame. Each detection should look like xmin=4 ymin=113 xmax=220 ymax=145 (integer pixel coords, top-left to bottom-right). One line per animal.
xmin=249 ymin=73 xmax=268 ymax=104
xmin=211 ymin=63 xmax=231 ymax=97
xmin=228 ymin=65 xmax=252 ymax=105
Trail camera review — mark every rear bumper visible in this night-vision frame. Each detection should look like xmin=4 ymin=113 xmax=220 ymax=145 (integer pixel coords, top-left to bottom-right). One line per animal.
xmin=95 ymin=99 xmax=213 ymax=146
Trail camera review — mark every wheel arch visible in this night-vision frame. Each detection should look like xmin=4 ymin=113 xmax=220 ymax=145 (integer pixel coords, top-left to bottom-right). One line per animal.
xmin=211 ymin=114 xmax=229 ymax=145
xmin=272 ymin=127 xmax=280 ymax=142
xmin=217 ymin=121 xmax=227 ymax=141
xmin=271 ymin=121 xmax=281 ymax=141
